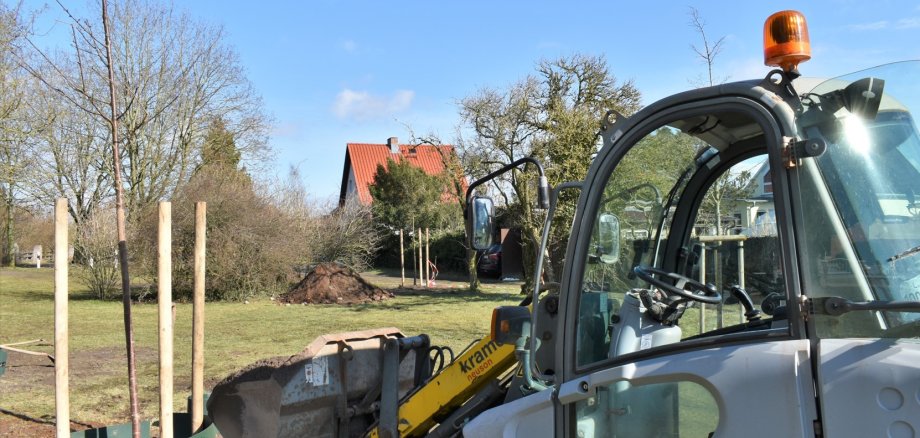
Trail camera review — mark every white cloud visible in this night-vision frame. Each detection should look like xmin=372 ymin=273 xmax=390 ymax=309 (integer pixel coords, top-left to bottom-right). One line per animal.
xmin=848 ymin=20 xmax=889 ymax=31
xmin=341 ymin=39 xmax=358 ymax=53
xmin=896 ymin=17 xmax=920 ymax=29
xmin=332 ymin=89 xmax=415 ymax=120
xmin=271 ymin=121 xmax=303 ymax=138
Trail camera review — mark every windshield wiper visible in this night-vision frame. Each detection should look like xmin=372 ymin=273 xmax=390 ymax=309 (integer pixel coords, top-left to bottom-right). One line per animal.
xmin=888 ymin=244 xmax=920 ymax=263
xmin=811 ymin=296 xmax=920 ymax=316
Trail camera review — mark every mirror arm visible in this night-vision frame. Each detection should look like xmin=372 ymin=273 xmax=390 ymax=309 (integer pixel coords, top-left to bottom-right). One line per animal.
xmin=465 ymin=157 xmax=549 ymax=218
xmin=529 ymin=180 xmax=583 ymax=384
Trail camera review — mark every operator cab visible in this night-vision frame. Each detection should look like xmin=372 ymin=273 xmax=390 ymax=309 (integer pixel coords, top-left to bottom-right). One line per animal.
xmin=560 ymin=61 xmax=920 ymax=437
xmin=465 ymin=11 xmax=920 ymax=438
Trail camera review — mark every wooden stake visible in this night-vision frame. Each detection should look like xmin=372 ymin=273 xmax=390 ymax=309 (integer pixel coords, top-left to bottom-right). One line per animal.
xmin=158 ymin=202 xmax=173 ymax=438
xmin=399 ymin=229 xmax=405 ymax=288
xmin=191 ymin=202 xmax=206 ymax=433
xmin=418 ymin=228 xmax=423 ymax=286
xmin=425 ymin=228 xmax=430 ymax=287
xmin=54 ymin=199 xmax=69 ymax=437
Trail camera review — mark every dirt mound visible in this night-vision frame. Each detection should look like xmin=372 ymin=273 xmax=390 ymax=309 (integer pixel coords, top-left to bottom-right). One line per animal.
xmin=281 ymin=263 xmax=393 ymax=304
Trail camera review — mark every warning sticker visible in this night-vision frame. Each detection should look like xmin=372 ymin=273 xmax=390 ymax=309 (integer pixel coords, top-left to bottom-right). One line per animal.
xmin=639 ymin=334 xmax=653 ymax=350
xmin=304 ymin=356 xmax=329 ymax=386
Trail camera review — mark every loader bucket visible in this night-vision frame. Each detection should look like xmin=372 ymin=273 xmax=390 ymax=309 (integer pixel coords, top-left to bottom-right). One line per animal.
xmin=207 ymin=328 xmax=420 ymax=438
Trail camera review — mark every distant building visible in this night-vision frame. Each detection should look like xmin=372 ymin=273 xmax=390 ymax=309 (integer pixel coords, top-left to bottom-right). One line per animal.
xmin=736 ymin=161 xmax=777 ymax=236
xmin=338 ymin=137 xmax=466 ymax=206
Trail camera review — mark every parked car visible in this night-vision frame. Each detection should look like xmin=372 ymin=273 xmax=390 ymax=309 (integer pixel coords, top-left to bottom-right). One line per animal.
xmin=476 ymin=244 xmax=502 ymax=278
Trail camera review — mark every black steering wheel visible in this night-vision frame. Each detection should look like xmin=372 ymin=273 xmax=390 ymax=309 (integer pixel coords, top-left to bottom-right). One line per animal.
xmin=633 ymin=265 xmax=722 ymax=305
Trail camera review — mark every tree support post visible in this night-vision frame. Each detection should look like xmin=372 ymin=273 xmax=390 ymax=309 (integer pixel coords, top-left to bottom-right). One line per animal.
xmin=399 ymin=229 xmax=405 ymax=288
xmin=418 ymin=228 xmax=423 ymax=287
xmin=54 ymin=199 xmax=69 ymax=437
xmin=158 ymin=202 xmax=173 ymax=438
xmin=425 ymin=228 xmax=430 ymax=287
xmin=192 ymin=202 xmax=207 ymax=432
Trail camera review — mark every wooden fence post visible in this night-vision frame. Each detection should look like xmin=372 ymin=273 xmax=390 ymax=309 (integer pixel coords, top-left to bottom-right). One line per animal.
xmin=192 ymin=202 xmax=207 ymax=432
xmin=54 ymin=199 xmax=69 ymax=437
xmin=418 ymin=228 xmax=423 ymax=286
xmin=425 ymin=228 xmax=430 ymax=287
xmin=158 ymin=202 xmax=173 ymax=438
xmin=399 ymin=229 xmax=405 ymax=288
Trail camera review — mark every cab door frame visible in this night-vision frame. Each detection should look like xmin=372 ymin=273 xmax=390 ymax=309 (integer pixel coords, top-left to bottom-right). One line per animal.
xmin=553 ymin=90 xmax=811 ymax=436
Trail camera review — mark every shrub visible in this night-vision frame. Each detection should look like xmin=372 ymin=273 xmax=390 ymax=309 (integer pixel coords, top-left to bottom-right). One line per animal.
xmin=76 ymin=207 xmax=120 ymax=299
xmin=134 ymin=167 xmax=306 ymax=301
xmin=132 ymin=166 xmax=382 ymax=301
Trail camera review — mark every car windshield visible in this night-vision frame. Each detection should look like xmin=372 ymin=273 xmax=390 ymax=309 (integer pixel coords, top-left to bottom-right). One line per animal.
xmin=796 ymin=61 xmax=920 ymax=338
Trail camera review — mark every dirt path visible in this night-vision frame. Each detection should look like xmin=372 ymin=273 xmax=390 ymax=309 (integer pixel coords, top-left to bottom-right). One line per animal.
xmin=0 ymin=350 xmax=104 ymax=437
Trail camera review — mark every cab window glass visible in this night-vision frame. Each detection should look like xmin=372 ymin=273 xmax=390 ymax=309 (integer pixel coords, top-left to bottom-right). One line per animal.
xmin=576 ymin=126 xmax=704 ymax=366
xmin=574 ymin=380 xmax=719 ymax=438
xmin=684 ymin=155 xmax=786 ymax=337
xmin=576 ymin=120 xmax=790 ymax=369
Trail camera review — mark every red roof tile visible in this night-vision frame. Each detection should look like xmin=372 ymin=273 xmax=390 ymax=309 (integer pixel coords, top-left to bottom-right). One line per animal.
xmin=339 ymin=143 xmax=467 ymax=205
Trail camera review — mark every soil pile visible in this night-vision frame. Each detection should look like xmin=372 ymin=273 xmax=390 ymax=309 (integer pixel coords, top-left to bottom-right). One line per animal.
xmin=281 ymin=263 xmax=393 ymax=304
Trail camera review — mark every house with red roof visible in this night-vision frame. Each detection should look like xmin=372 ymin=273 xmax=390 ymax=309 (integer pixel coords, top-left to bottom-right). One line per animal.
xmin=339 ymin=137 xmax=467 ymax=206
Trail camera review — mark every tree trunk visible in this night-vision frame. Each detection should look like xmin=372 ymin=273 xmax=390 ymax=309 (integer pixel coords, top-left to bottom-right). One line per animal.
xmin=467 ymin=248 xmax=481 ymax=292
xmin=715 ymin=200 xmax=722 ymax=236
xmin=5 ymin=188 xmax=13 ymax=267
xmin=102 ymin=1 xmax=141 ymax=435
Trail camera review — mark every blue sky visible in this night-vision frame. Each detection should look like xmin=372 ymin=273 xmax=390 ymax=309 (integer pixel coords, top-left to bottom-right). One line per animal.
xmin=23 ymin=1 xmax=920 ymax=203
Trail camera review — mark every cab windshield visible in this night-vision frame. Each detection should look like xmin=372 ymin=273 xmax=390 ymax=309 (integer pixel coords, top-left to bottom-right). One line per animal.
xmin=796 ymin=61 xmax=920 ymax=338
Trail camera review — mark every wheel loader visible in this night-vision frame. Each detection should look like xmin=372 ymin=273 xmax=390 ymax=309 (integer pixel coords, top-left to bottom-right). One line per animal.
xmin=207 ymin=11 xmax=920 ymax=437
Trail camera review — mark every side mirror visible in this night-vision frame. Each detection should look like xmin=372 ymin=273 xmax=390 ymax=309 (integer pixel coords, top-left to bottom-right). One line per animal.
xmin=597 ymin=213 xmax=620 ymax=264
xmin=469 ymin=196 xmax=495 ymax=251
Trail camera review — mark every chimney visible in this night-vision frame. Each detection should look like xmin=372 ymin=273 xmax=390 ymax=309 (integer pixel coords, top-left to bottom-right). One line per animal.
xmin=387 ymin=137 xmax=399 ymax=154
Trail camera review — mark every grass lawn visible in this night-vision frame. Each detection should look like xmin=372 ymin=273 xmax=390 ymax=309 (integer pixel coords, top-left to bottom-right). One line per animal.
xmin=0 ymin=266 xmax=522 ymax=428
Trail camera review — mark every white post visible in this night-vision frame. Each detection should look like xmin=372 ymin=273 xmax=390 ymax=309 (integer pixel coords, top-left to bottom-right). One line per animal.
xmin=191 ymin=202 xmax=206 ymax=433
xmin=698 ymin=244 xmax=706 ymax=334
xmin=158 ymin=202 xmax=173 ymax=438
xmin=425 ymin=228 xmax=430 ymax=287
xmin=715 ymin=241 xmax=723 ymax=329
xmin=418 ymin=228 xmax=423 ymax=287
xmin=54 ymin=199 xmax=69 ymax=437
xmin=738 ymin=240 xmax=745 ymax=324
xmin=399 ymin=229 xmax=405 ymax=288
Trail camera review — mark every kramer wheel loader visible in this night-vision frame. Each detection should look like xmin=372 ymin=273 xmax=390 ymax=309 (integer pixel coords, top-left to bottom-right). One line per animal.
xmin=209 ymin=11 xmax=920 ymax=437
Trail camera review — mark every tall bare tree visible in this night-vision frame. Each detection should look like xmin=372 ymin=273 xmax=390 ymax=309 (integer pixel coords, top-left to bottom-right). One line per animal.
xmin=100 ymin=0 xmax=143 ymax=434
xmin=0 ymin=3 xmax=31 ymax=267
xmin=688 ymin=6 xmax=726 ymax=87
xmin=689 ymin=6 xmax=746 ymax=235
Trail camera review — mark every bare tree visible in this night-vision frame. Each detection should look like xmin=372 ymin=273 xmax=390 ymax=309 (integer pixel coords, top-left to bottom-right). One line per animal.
xmin=688 ymin=6 xmax=726 ymax=87
xmin=27 ymin=76 xmax=112 ymax=229
xmin=100 ymin=0 xmax=143 ymax=434
xmin=0 ymin=4 xmax=32 ymax=266
xmin=688 ymin=6 xmax=742 ymax=235
xmin=20 ymin=0 xmax=270 ymax=218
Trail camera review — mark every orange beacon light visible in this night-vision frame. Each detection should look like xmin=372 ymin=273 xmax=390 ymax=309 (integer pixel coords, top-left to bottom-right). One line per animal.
xmin=764 ymin=10 xmax=811 ymax=72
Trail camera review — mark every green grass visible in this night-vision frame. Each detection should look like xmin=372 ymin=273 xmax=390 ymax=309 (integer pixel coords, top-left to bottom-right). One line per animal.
xmin=0 ymin=267 xmax=521 ymax=426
